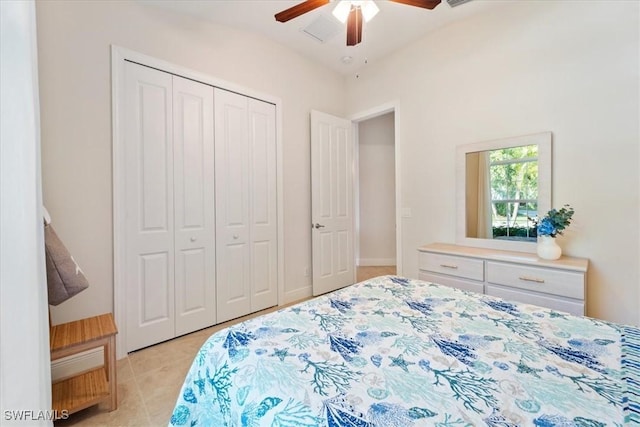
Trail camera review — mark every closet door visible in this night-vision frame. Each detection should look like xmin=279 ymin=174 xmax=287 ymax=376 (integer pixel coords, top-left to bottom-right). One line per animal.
xmin=215 ymin=91 xmax=278 ymax=322
xmin=248 ymin=99 xmax=278 ymax=312
xmin=173 ymin=76 xmax=216 ymax=336
xmin=215 ymin=89 xmax=252 ymax=323
xmin=124 ymin=62 xmax=175 ymax=351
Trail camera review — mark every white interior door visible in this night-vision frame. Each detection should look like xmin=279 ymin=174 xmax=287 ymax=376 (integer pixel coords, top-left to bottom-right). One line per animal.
xmin=124 ymin=62 xmax=175 ymax=351
xmin=173 ymin=76 xmax=216 ymax=336
xmin=215 ymin=88 xmax=252 ymax=323
xmin=311 ymin=110 xmax=355 ymax=296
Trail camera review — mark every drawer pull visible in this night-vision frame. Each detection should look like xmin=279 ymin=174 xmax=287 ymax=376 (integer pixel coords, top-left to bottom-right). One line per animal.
xmin=519 ymin=276 xmax=545 ymax=284
xmin=440 ymin=264 xmax=458 ymax=269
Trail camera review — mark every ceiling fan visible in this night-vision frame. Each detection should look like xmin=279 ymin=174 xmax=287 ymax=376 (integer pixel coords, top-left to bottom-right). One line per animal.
xmin=275 ymin=0 xmax=442 ymax=46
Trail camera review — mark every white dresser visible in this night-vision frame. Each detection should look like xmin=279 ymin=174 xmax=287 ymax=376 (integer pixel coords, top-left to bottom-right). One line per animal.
xmin=417 ymin=243 xmax=589 ymax=316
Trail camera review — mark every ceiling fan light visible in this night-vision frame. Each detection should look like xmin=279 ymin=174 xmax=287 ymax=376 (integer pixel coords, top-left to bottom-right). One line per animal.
xmin=360 ymin=1 xmax=379 ymax=22
xmin=332 ymin=1 xmax=351 ymax=23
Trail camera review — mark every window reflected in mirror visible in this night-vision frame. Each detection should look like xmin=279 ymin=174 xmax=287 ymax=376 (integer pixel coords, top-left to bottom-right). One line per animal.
xmin=466 ymin=144 xmax=539 ymax=242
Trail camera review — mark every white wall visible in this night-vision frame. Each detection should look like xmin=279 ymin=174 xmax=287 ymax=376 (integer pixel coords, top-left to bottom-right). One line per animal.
xmin=346 ymin=1 xmax=639 ymax=326
xmin=1 ymin=1 xmax=52 ymax=424
xmin=36 ymin=0 xmax=346 ymax=325
xmin=36 ymin=0 xmax=640 ymax=328
xmin=358 ymin=113 xmax=396 ymax=266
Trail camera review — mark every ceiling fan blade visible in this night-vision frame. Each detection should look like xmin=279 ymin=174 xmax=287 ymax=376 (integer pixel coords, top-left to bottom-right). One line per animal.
xmin=346 ymin=6 xmax=363 ymax=46
xmin=275 ymin=0 xmax=330 ymax=22
xmin=389 ymin=0 xmax=441 ymax=10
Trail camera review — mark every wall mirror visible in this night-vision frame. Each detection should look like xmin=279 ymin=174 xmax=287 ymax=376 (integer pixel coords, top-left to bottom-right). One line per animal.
xmin=456 ymin=132 xmax=552 ymax=253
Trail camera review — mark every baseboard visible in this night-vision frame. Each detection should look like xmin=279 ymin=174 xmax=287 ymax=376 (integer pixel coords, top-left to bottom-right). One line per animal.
xmin=51 ymin=347 xmax=103 ymax=382
xmin=358 ymin=258 xmax=396 ymax=266
xmin=283 ymin=286 xmax=312 ymax=305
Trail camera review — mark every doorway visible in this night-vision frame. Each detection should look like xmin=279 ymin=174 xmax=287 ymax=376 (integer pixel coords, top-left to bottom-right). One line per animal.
xmin=355 ymin=111 xmax=397 ymax=280
xmin=309 ymin=107 xmax=399 ymax=293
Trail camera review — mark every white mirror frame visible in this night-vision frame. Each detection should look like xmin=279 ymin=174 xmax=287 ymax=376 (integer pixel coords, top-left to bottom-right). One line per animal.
xmin=456 ymin=131 xmax=552 ymax=253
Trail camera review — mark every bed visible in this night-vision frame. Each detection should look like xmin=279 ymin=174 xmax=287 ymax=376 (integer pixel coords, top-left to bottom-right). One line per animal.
xmin=169 ymin=275 xmax=639 ymax=426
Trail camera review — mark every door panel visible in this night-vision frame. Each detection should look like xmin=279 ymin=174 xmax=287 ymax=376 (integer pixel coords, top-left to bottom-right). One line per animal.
xmin=215 ymin=89 xmax=251 ymax=323
xmin=311 ymin=111 xmax=355 ymax=296
xmin=318 ymin=122 xmax=332 ymax=218
xmin=139 ymin=252 xmax=171 ymax=323
xmin=140 ymin=90 xmax=171 ymax=232
xmin=337 ymin=230 xmax=349 ymax=273
xmin=335 ymin=129 xmax=349 ymax=217
xmin=124 ymin=62 xmax=175 ymax=351
xmin=225 ymin=244 xmax=248 ymax=301
xmin=177 ymin=248 xmax=206 ymax=312
xmin=249 ymin=99 xmax=277 ymax=312
xmin=173 ymin=76 xmax=216 ymax=336
xmin=319 ymin=231 xmax=333 ymax=277
xmin=252 ymin=241 xmax=272 ymax=294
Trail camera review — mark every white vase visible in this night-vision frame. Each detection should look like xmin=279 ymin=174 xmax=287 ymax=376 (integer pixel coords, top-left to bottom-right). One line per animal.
xmin=537 ymin=235 xmax=562 ymax=260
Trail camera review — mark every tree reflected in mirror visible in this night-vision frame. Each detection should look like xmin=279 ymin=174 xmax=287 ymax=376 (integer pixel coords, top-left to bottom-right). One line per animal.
xmin=488 ymin=144 xmax=538 ymax=240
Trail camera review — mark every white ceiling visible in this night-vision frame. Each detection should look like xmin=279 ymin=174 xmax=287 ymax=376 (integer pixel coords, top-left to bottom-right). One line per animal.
xmin=139 ymin=0 xmax=501 ymax=75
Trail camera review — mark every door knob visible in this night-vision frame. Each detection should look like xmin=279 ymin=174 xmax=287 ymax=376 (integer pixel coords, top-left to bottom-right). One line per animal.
xmin=190 ymin=237 xmax=197 ymax=242
xmin=233 ymin=234 xmax=239 ymax=239
xmin=313 ymin=223 xmax=325 ymax=229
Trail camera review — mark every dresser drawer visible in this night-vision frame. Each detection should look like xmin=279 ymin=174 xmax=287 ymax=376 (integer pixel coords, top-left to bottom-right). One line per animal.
xmin=418 ymin=252 xmax=484 ymax=281
xmin=486 ymin=261 xmax=584 ymax=300
xmin=418 ymin=271 xmax=484 ymax=294
xmin=486 ymin=285 xmax=584 ymax=316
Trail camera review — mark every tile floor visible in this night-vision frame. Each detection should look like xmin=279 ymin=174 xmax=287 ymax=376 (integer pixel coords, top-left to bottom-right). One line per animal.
xmin=55 ymin=266 xmax=395 ymax=426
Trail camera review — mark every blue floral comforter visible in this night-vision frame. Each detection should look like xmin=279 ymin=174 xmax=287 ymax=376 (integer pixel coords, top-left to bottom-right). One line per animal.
xmin=170 ymin=276 xmax=640 ymax=426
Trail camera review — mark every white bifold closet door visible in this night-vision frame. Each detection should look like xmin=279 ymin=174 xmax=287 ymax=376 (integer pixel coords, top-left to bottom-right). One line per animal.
xmin=124 ymin=62 xmax=216 ymax=352
xmin=214 ymin=89 xmax=277 ymax=323
xmin=173 ymin=77 xmax=215 ymax=337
